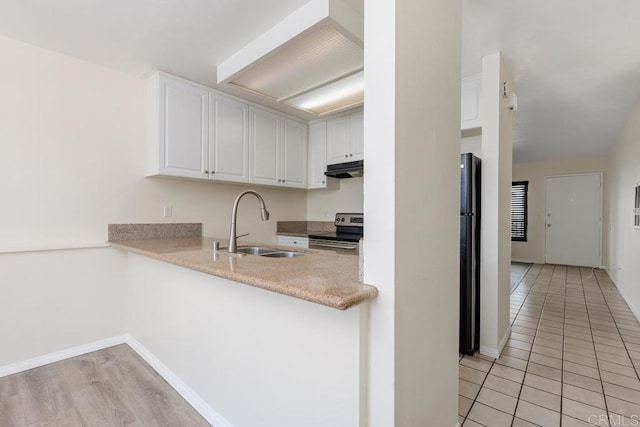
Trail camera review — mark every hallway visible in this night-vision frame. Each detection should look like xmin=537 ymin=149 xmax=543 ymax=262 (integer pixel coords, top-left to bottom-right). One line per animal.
xmin=459 ymin=264 xmax=640 ymax=426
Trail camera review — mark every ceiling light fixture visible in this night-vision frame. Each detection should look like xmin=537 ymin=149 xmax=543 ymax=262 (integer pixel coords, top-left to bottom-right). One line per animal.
xmin=216 ymin=0 xmax=364 ymax=117
xmin=287 ymin=70 xmax=364 ymax=115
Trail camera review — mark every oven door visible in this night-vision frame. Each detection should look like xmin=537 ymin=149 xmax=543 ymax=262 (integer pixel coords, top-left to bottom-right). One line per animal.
xmin=309 ymin=239 xmax=359 ymax=255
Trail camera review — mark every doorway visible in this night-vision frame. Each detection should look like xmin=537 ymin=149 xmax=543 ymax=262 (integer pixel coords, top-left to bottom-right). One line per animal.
xmin=544 ymin=173 xmax=602 ymax=267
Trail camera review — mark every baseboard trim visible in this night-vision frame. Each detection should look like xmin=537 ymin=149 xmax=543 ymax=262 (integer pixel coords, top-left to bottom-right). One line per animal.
xmin=511 ymin=258 xmax=542 ymax=265
xmin=479 ymin=326 xmax=512 ymax=359
xmin=124 ymin=334 xmax=233 ymax=427
xmin=0 ymin=335 xmax=128 ymax=378
xmin=0 ymin=334 xmax=233 ymax=427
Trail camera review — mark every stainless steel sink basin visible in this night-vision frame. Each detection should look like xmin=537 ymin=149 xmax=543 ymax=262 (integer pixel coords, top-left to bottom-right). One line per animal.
xmin=260 ymin=251 xmax=306 ymax=258
xmin=236 ymin=247 xmax=306 ymax=258
xmin=236 ymin=247 xmax=279 ymax=255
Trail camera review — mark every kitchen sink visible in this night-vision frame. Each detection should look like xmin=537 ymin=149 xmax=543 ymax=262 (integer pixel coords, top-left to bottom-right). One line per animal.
xmin=260 ymin=251 xmax=306 ymax=258
xmin=236 ymin=246 xmax=306 ymax=258
xmin=236 ymin=246 xmax=279 ymax=255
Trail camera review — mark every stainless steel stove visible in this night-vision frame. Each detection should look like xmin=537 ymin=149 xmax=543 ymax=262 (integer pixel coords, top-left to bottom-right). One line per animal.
xmin=308 ymin=213 xmax=363 ymax=254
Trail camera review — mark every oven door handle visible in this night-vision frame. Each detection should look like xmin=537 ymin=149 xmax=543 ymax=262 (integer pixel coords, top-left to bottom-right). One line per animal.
xmin=310 ymin=242 xmax=358 ymax=250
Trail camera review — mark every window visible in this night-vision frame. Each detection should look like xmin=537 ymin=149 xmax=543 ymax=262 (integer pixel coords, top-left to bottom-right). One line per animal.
xmin=511 ymin=181 xmax=529 ymax=242
xmin=635 ymin=183 xmax=640 ymax=229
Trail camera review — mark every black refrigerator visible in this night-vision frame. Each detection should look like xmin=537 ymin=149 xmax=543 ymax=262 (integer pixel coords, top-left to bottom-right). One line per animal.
xmin=460 ymin=153 xmax=481 ymax=355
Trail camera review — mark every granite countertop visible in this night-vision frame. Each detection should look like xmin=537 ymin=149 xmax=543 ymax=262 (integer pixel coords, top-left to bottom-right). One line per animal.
xmin=276 ymin=221 xmax=335 ymax=237
xmin=109 ymin=236 xmax=377 ymax=310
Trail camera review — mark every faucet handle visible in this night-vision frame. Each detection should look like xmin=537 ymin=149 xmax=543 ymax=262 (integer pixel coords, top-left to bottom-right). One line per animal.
xmin=236 ymin=233 xmax=249 ymax=239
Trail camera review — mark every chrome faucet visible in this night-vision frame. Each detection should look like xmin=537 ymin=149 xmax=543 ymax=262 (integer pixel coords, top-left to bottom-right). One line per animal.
xmin=227 ymin=190 xmax=270 ymax=253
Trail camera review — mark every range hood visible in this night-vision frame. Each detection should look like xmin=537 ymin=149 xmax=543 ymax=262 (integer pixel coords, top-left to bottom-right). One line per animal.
xmin=216 ymin=0 xmax=363 ymax=117
xmin=325 ymin=160 xmax=363 ymax=179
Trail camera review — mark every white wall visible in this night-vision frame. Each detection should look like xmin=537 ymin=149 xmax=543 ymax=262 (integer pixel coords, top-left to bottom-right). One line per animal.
xmin=127 ymin=253 xmax=363 ymax=427
xmin=479 ymin=52 xmax=514 ymax=357
xmin=606 ymin=100 xmax=640 ymax=317
xmin=364 ymin=0 xmax=461 ymax=425
xmin=307 ymin=177 xmax=364 ymax=220
xmin=0 ymin=35 xmax=307 ymax=249
xmin=0 ymin=34 xmax=306 ymax=365
xmin=0 ymin=248 xmax=126 ymax=366
xmin=512 ymin=156 xmax=608 ymax=264
xmin=461 ymin=135 xmax=482 ymax=156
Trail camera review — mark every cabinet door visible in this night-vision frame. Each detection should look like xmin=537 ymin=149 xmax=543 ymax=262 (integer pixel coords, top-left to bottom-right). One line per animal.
xmin=281 ymin=119 xmax=308 ymax=188
xmin=461 ymin=74 xmax=482 ymax=130
xmin=308 ymin=122 xmax=328 ymax=189
xmin=277 ymin=235 xmax=309 ymax=248
xmin=349 ymin=111 xmax=364 ymax=161
xmin=158 ymin=75 xmax=209 ymax=179
xmin=210 ymin=95 xmax=248 ymax=182
xmin=326 ymin=115 xmax=350 ymax=165
xmin=249 ymin=107 xmax=280 ymax=185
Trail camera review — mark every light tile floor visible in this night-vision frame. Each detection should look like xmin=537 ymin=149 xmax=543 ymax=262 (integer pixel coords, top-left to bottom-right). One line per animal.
xmin=459 ymin=264 xmax=640 ymax=427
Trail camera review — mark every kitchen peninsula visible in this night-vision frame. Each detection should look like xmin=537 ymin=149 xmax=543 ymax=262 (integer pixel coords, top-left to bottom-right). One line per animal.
xmin=108 ymin=223 xmax=375 ymax=426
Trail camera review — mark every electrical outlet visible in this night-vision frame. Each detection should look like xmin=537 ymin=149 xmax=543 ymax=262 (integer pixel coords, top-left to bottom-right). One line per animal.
xmin=163 ymin=205 xmax=172 ymax=217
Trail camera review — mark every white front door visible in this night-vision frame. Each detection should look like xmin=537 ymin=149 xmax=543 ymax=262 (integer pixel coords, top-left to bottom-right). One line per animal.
xmin=545 ymin=174 xmax=602 ymax=267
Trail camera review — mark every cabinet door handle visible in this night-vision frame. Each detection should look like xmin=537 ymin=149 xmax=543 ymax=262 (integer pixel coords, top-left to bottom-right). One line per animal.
xmin=211 ymin=171 xmax=215 ymax=174
xmin=345 ymin=154 xmax=348 ymax=158
xmin=322 ymin=180 xmax=325 ymax=184
xmin=204 ymin=170 xmax=209 ymax=174
xmin=350 ymin=154 xmax=353 ymax=157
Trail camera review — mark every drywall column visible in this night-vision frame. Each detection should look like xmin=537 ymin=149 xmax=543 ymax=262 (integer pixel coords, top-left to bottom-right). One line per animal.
xmin=364 ymin=0 xmax=462 ymax=425
xmin=480 ymin=52 xmax=514 ymax=357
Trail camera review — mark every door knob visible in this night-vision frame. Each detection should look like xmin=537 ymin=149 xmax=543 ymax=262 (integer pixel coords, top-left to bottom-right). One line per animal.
xmin=547 ymin=224 xmax=552 ymax=227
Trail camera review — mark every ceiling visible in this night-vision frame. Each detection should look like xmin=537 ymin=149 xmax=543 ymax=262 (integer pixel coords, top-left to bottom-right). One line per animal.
xmin=0 ymin=0 xmax=638 ymax=162
xmin=463 ymin=0 xmax=640 ymax=162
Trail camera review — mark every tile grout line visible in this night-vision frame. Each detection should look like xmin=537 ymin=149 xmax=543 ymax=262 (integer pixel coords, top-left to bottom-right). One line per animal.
xmin=509 ymin=265 xmax=544 ymax=329
xmin=510 ymin=264 xmax=556 ymax=427
xmin=464 ymin=265 xmax=543 ymax=427
xmin=593 ymin=270 xmax=640 ymax=383
xmin=463 ymin=357 xmax=498 ymax=426
xmin=576 ymin=266 xmax=612 ymax=423
xmin=460 ymin=268 xmax=542 ymax=425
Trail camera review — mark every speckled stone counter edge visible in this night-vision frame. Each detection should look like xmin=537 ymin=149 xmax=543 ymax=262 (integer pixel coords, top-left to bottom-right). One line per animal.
xmin=108 ymin=223 xmax=202 ymax=241
xmin=276 ymin=221 xmax=335 ymax=236
xmin=109 ymin=236 xmax=377 ymax=310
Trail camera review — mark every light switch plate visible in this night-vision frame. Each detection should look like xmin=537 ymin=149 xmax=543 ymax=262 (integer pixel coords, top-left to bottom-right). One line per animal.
xmin=163 ymin=205 xmax=172 ymax=217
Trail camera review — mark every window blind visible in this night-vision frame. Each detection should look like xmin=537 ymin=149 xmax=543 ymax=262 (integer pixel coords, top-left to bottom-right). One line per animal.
xmin=512 ymin=181 xmax=529 ymax=242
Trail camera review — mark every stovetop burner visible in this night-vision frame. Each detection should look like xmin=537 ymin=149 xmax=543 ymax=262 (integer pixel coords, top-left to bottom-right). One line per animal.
xmin=308 ymin=213 xmax=363 ymax=242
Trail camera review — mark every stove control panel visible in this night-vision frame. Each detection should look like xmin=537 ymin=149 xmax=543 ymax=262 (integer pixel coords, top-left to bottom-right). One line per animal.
xmin=335 ymin=213 xmax=364 ymax=228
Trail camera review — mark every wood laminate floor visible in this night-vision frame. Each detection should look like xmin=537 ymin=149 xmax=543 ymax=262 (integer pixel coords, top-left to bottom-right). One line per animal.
xmin=0 ymin=344 xmax=209 ymax=427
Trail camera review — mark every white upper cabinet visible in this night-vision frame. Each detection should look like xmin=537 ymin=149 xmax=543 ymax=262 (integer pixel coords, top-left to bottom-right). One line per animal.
xmin=349 ymin=111 xmax=364 ymax=161
xmin=147 ymin=71 xmax=308 ymax=189
xmin=307 ymin=121 xmax=339 ymax=190
xmin=461 ymin=73 xmax=482 ymax=131
xmin=281 ymin=119 xmax=307 ymax=188
xmin=249 ymin=109 xmax=308 ymax=188
xmin=250 ymin=107 xmax=281 ymax=186
xmin=147 ymin=73 xmax=209 ymax=179
xmin=326 ymin=111 xmax=363 ymax=164
xmin=210 ymin=95 xmax=249 ymax=182
xmin=308 ymin=122 xmax=328 ymax=189
xmin=326 ymin=115 xmax=351 ymax=165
